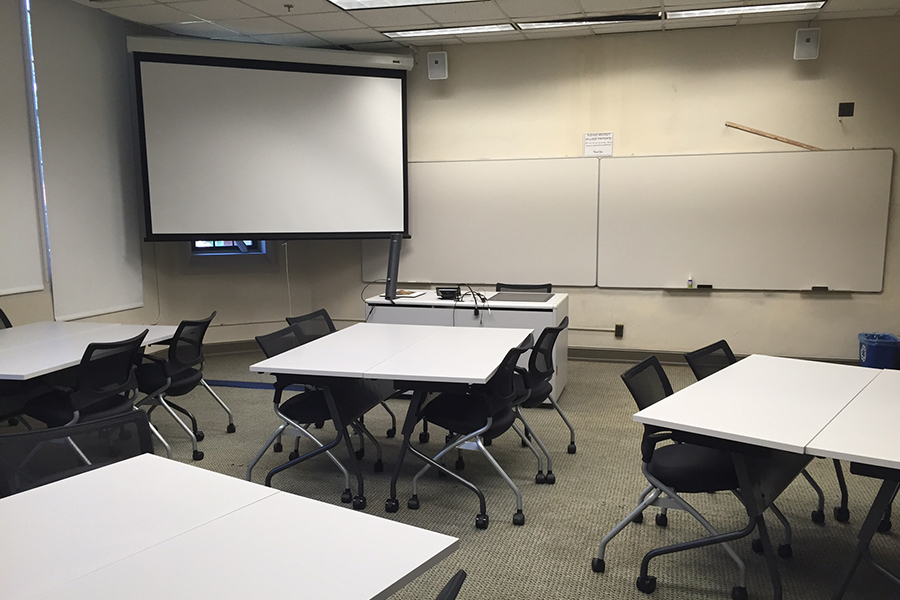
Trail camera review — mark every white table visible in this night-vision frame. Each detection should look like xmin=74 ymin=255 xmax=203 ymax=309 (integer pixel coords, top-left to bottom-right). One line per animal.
xmin=0 ymin=321 xmax=177 ymax=380
xmin=633 ymin=355 xmax=896 ymax=599
xmin=2 ymin=454 xmax=458 ymax=600
xmin=251 ymin=323 xmax=534 ymax=523
xmin=365 ymin=290 xmax=568 ymax=400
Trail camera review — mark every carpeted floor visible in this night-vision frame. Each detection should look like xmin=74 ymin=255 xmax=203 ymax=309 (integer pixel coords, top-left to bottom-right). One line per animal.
xmin=142 ymin=351 xmax=899 ymax=600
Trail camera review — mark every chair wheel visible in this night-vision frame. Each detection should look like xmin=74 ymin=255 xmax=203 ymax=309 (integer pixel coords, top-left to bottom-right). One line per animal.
xmin=567 ymin=442 xmax=577 ymax=454
xmin=633 ymin=511 xmax=644 ymax=524
xmin=273 ymin=442 xmax=283 ymax=453
xmin=352 ymin=496 xmax=366 ymax=511
xmin=192 ymin=450 xmax=204 ymax=461
xmin=8 ymin=418 xmax=19 ymax=426
xmin=195 ymin=430 xmax=205 ymax=442
xmin=592 ymin=558 xmax=605 ymax=573
xmin=513 ymin=510 xmax=525 ymax=526
xmin=373 ymin=459 xmax=384 ymax=473
xmin=288 ymin=450 xmax=299 ymax=460
xmin=355 ymin=449 xmax=365 ymax=460
xmin=655 ymin=513 xmax=667 ymax=527
xmin=778 ymin=544 xmax=792 ymax=558
xmin=314 ymin=421 xmax=324 ymax=428
xmin=751 ymin=538 xmax=763 ymax=554
xmin=834 ymin=506 xmax=850 ymax=522
xmin=386 ymin=427 xmax=396 ymax=438
xmin=226 ymin=423 xmax=236 ymax=433
xmin=341 ymin=489 xmax=352 ymax=503
xmin=455 ymin=457 xmax=465 ymax=470
xmin=385 ymin=498 xmax=399 ymax=512
xmin=419 ymin=431 xmax=430 ymax=443
xmin=546 ymin=472 xmax=556 ymax=485
xmin=878 ymin=519 xmax=892 ymax=533
xmin=811 ymin=509 xmax=825 ymax=524
xmin=521 ymin=438 xmax=529 ymax=448
xmin=408 ymin=495 xmax=420 ymax=510
xmin=475 ymin=513 xmax=489 ymax=530
xmin=732 ymin=586 xmax=748 ymax=600
xmin=483 ymin=438 xmax=491 ymax=446
xmin=536 ymin=472 xmax=546 ymax=484
xmin=636 ymin=575 xmax=657 ymax=594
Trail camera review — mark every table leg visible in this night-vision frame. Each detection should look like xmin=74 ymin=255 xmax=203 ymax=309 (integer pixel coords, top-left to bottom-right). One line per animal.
xmin=321 ymin=385 xmax=367 ymax=510
xmin=387 ymin=389 xmax=427 ymax=512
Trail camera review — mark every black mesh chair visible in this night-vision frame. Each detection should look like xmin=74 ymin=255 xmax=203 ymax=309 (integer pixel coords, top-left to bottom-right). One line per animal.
xmin=684 ymin=339 xmax=837 ymax=527
xmin=495 ymin=283 xmax=552 ymax=293
xmin=435 ymin=570 xmax=467 ymax=600
xmin=0 ymin=409 xmax=152 ymax=498
xmin=135 ymin=312 xmax=234 ymax=461
xmin=593 ymin=355 xmax=755 ymax=599
xmin=247 ymin=324 xmax=385 ymax=508
xmin=287 ymin=309 xmax=397 ymax=438
xmin=406 ymin=337 xmax=533 ymax=528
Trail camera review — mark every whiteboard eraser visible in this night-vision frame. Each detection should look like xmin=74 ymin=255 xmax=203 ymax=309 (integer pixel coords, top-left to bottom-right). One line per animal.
xmin=811 ymin=286 xmax=829 ymax=292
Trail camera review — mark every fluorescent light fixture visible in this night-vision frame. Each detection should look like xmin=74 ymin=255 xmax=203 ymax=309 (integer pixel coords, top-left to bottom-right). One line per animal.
xmin=327 ymin=0 xmax=480 ymax=9
xmin=667 ymin=2 xmax=825 ymax=19
xmin=517 ymin=14 xmax=660 ymax=30
xmin=384 ymin=24 xmax=515 ymax=38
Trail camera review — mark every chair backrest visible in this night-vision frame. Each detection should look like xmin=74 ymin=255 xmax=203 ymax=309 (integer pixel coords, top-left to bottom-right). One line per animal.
xmin=484 ymin=336 xmax=534 ymax=415
xmin=0 ymin=308 xmax=11 ymax=329
xmin=167 ymin=312 xmax=216 ymax=371
xmin=285 ymin=309 xmax=336 ymax=341
xmin=495 ymin=283 xmax=552 ymax=293
xmin=620 ymin=355 xmax=674 ymax=412
xmin=529 ymin=315 xmax=569 ymax=381
xmin=435 ymin=570 xmax=467 ymax=600
xmin=255 ymin=324 xmax=310 ymax=358
xmin=71 ymin=330 xmax=148 ymax=412
xmin=684 ymin=339 xmax=737 ymax=381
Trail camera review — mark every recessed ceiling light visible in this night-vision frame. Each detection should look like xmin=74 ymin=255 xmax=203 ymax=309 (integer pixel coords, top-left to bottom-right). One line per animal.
xmin=384 ymin=24 xmax=516 ymax=38
xmin=667 ymin=2 xmax=825 ymax=19
xmin=327 ymin=0 xmax=481 ymax=10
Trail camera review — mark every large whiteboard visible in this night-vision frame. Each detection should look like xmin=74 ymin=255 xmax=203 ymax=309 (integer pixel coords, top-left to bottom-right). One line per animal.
xmin=597 ymin=149 xmax=893 ymax=291
xmin=362 ymin=158 xmax=599 ymax=286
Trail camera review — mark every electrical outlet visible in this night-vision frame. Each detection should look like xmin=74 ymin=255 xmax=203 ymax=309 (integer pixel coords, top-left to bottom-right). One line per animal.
xmin=614 ymin=324 xmax=624 ymax=338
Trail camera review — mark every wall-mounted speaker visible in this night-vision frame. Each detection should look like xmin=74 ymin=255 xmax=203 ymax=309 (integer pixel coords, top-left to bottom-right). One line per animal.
xmin=794 ymin=28 xmax=820 ymax=60
xmin=427 ymin=51 xmax=448 ymax=80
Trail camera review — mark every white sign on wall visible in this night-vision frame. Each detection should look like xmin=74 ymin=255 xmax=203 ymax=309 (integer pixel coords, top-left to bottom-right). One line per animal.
xmin=584 ymin=132 xmax=614 ymax=157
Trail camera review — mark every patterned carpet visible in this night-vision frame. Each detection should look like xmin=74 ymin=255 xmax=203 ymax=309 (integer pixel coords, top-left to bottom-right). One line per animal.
xmin=144 ymin=351 xmax=899 ymax=600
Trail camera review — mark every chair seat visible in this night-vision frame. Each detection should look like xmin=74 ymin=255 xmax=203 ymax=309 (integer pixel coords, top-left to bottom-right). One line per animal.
xmin=280 ymin=381 xmax=382 ymax=426
xmin=520 ymin=379 xmax=552 ymax=407
xmin=648 ymin=443 xmax=739 ymax=493
xmin=423 ymin=393 xmax=516 ymax=441
xmin=24 ymin=390 xmax=134 ymax=428
xmin=136 ymin=363 xmax=203 ymax=397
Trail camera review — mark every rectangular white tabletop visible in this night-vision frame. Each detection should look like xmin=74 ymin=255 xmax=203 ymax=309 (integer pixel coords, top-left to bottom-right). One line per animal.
xmin=0 ymin=322 xmax=176 ymax=380
xmin=251 ymin=322 xmax=533 ymax=385
xmin=5 ymin=454 xmax=458 ymax=600
xmin=633 ymin=355 xmax=881 ymax=454
xmin=807 ymin=368 xmax=900 ymax=471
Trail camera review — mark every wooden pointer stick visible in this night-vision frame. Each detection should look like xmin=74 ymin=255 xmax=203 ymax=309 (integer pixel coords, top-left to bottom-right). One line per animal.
xmin=725 ymin=121 xmax=821 ymax=151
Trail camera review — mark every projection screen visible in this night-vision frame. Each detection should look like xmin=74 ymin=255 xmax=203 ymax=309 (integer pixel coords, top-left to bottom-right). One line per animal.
xmin=134 ymin=53 xmax=407 ymax=240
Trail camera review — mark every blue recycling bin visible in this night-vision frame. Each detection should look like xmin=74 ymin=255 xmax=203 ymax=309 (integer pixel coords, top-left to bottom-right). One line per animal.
xmin=858 ymin=333 xmax=900 ymax=369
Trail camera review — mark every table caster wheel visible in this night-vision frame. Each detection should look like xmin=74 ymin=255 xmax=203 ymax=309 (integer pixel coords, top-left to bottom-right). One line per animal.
xmin=591 ymin=558 xmax=605 ymax=573
xmin=355 ymin=449 xmax=365 ymax=460
xmin=778 ymin=544 xmax=792 ymax=558
xmin=386 ymin=427 xmax=396 ymax=438
xmin=314 ymin=421 xmax=324 ymax=429
xmin=408 ymin=495 xmax=420 ymax=510
xmin=513 ymin=511 xmax=525 ymax=526
xmin=811 ymin=509 xmax=825 ymax=524
xmin=636 ymin=575 xmax=656 ymax=594
xmin=655 ymin=513 xmax=667 ymax=527
xmin=419 ymin=431 xmax=430 ymax=443
xmin=273 ymin=442 xmax=283 ymax=453
xmin=289 ymin=450 xmax=299 ymax=460
xmin=226 ymin=423 xmax=236 ymax=433
xmin=521 ymin=438 xmax=530 ymax=448
xmin=834 ymin=506 xmax=850 ymax=522
xmin=385 ymin=498 xmax=399 ymax=513
xmin=352 ymin=496 xmax=366 ymax=510
xmin=192 ymin=450 xmax=204 ymax=461
xmin=535 ymin=472 xmax=546 ymax=484
xmin=633 ymin=512 xmax=644 ymax=524
xmin=546 ymin=472 xmax=556 ymax=485
xmin=373 ymin=459 xmax=384 ymax=473
xmin=732 ymin=586 xmax=748 ymax=600
xmin=751 ymin=538 xmax=763 ymax=554
xmin=475 ymin=513 xmax=489 ymax=530
xmin=195 ymin=430 xmax=205 ymax=442
xmin=483 ymin=439 xmax=491 ymax=446
xmin=341 ymin=489 xmax=352 ymax=503
xmin=455 ymin=457 xmax=465 ymax=470
xmin=567 ymin=442 xmax=577 ymax=454
xmin=879 ymin=519 xmax=892 ymax=533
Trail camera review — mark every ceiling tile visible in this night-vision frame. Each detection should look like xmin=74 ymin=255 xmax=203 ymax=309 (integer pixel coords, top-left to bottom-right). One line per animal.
xmin=173 ymin=0 xmax=268 ymax=20
xmin=238 ymin=0 xmax=341 ymax=17
xmin=281 ymin=10 xmax=367 ymax=30
xmin=313 ymin=28 xmax=391 ymax=43
xmin=592 ymin=20 xmax=662 ymax=34
xmin=460 ymin=30 xmax=527 ymax=43
xmin=494 ymin=0 xmax=582 ymax=19
xmin=250 ymin=31 xmax=332 ymax=45
xmin=102 ymin=3 xmax=196 ymax=24
xmin=350 ymin=7 xmax=436 ymax=27
xmin=155 ymin=19 xmax=243 ymax=35
xmin=70 ymin=0 xmax=155 ymax=8
xmin=215 ymin=16 xmax=301 ymax=34
xmin=818 ymin=9 xmax=900 ymax=19
xmin=523 ymin=26 xmax=594 ymax=40
xmin=418 ymin=2 xmax=507 ymax=24
xmin=664 ymin=17 xmax=737 ymax=30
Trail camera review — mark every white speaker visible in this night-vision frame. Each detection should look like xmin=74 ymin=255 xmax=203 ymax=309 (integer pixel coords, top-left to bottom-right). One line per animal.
xmin=794 ymin=28 xmax=820 ymax=60
xmin=427 ymin=51 xmax=448 ymax=80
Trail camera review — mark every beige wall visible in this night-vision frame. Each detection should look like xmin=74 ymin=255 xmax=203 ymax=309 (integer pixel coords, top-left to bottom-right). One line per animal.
xmin=7 ymin=15 xmax=900 ymax=360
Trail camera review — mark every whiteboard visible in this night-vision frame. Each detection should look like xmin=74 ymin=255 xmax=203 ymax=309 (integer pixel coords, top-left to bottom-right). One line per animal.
xmin=597 ymin=149 xmax=893 ymax=291
xmin=362 ymin=158 xmax=599 ymax=286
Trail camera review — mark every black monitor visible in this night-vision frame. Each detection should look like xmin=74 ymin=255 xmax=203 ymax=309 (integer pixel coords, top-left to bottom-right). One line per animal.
xmin=384 ymin=233 xmax=402 ymax=300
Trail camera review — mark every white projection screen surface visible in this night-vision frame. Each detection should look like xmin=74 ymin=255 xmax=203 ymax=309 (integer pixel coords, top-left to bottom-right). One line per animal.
xmin=135 ymin=55 xmax=407 ymax=239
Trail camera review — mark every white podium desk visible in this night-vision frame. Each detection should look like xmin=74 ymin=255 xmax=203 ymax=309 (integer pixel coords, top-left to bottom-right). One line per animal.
xmin=3 ymin=454 xmax=458 ymax=600
xmin=365 ymin=290 xmax=568 ymax=400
